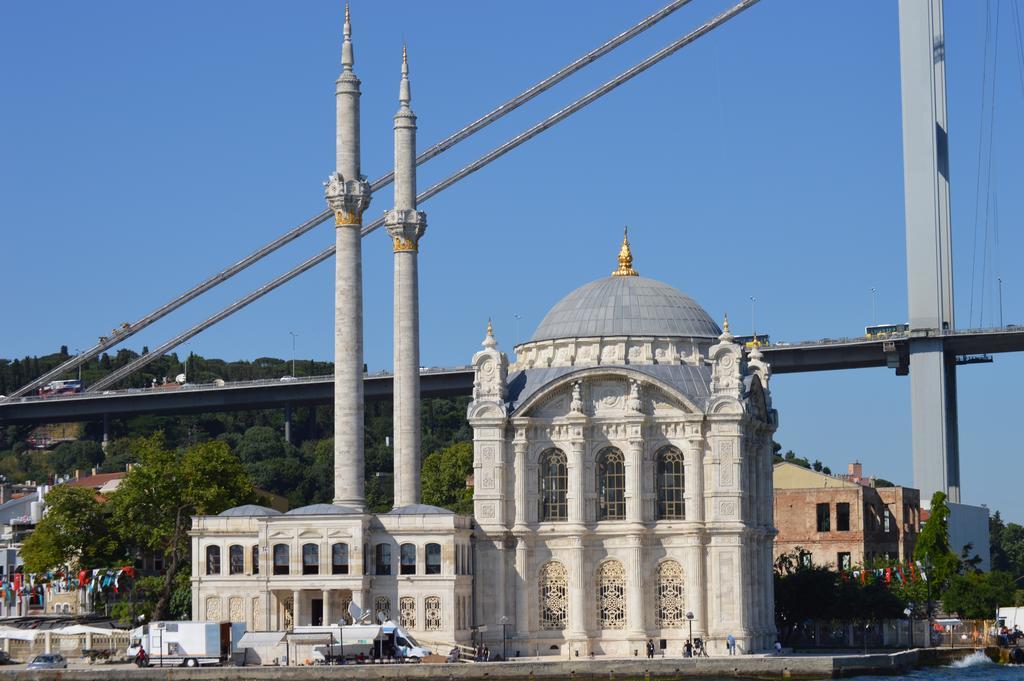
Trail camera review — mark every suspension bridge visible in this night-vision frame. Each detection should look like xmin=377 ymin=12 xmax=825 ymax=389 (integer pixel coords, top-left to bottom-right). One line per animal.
xmin=0 ymin=0 xmax=1016 ymax=507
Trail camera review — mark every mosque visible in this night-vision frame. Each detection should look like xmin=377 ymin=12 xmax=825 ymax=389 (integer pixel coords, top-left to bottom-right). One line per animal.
xmin=190 ymin=7 xmax=778 ymax=657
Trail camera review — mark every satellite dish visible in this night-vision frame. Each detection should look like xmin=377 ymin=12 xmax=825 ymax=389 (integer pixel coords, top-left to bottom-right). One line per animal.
xmin=175 ymin=373 xmax=186 ymax=384
xmin=348 ymin=602 xmax=361 ymax=621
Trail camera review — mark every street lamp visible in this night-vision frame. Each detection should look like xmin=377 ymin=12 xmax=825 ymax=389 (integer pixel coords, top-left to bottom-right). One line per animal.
xmin=870 ymin=287 xmax=877 ymax=326
xmin=998 ymin=278 xmax=1004 ymax=327
xmin=75 ymin=349 xmax=82 ymax=382
xmin=686 ymin=611 xmax=694 ymax=655
xmin=749 ymin=297 xmax=757 ymax=339
xmin=499 ymin=615 xmax=509 ymax=660
xmin=904 ymin=602 xmax=914 ymax=650
xmin=289 ymin=331 xmax=299 ymax=377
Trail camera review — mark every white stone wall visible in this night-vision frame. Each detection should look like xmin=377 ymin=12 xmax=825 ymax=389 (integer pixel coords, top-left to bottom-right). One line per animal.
xmin=468 ymin=329 xmax=778 ymax=655
xmin=190 ymin=511 xmax=473 ymax=648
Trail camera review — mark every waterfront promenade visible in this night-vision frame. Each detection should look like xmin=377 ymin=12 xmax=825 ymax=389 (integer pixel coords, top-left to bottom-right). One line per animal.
xmin=0 ymin=648 xmax=978 ymax=680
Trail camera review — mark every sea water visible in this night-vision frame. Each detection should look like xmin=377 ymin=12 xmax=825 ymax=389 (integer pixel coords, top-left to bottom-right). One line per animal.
xmin=845 ymin=651 xmax=1024 ymax=681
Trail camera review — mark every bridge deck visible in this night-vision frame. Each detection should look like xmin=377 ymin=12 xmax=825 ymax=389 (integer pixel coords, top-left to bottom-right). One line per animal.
xmin=2 ymin=328 xmax=1021 ymax=426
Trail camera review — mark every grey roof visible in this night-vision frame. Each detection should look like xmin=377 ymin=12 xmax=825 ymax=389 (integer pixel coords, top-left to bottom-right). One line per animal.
xmin=507 ymin=363 xmax=712 ymax=413
xmin=385 ymin=504 xmax=454 ymax=516
xmin=530 ymin=276 xmax=720 ymax=343
xmin=218 ymin=504 xmax=282 ymax=517
xmin=285 ymin=503 xmax=361 ymax=516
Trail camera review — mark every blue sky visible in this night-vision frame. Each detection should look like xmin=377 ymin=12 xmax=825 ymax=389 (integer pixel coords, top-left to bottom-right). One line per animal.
xmin=2 ymin=1 xmax=1022 ymax=522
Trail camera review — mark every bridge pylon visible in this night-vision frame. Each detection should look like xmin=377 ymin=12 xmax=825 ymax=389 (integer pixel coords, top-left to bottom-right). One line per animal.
xmin=898 ymin=0 xmax=959 ymax=504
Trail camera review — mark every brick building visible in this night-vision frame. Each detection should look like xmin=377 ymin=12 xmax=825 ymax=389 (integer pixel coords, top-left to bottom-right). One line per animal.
xmin=773 ymin=462 xmax=920 ymax=570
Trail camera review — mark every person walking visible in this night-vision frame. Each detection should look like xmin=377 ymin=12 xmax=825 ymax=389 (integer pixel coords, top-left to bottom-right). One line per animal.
xmin=646 ymin=639 xmax=655 ymax=659
xmin=726 ymin=633 xmax=736 ymax=655
xmin=684 ymin=640 xmax=693 ymax=658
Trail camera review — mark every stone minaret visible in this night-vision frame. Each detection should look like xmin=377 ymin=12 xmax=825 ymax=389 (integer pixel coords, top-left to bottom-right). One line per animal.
xmin=385 ymin=46 xmax=427 ymax=508
xmin=325 ymin=4 xmax=371 ymax=509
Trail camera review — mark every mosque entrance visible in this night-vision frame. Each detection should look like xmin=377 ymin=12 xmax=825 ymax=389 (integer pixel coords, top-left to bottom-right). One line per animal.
xmin=311 ymin=599 xmax=324 ymax=626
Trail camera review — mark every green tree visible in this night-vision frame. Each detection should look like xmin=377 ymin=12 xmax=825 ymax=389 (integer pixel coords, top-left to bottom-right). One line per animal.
xmin=108 ymin=435 xmax=254 ymax=620
xmin=420 ymin=442 xmax=473 ymax=514
xmin=913 ymin=491 xmax=960 ymax=592
xmin=943 ymin=571 xmax=1018 ymax=618
xmin=48 ymin=440 xmax=104 ymax=475
xmin=21 ymin=486 xmax=118 ymax=573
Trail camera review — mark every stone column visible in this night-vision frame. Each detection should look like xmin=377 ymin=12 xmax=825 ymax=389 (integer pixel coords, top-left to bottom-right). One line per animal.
xmin=386 ymin=48 xmax=427 ymax=509
xmin=568 ymin=439 xmax=585 ymax=525
xmin=686 ymin=436 xmax=705 ymax=522
xmin=515 ymin=538 xmax=531 ymax=639
xmin=685 ymin=539 xmax=707 ymax=638
xmin=491 ymin=540 xmax=507 ymax=637
xmin=326 ymin=5 xmax=371 ymax=509
xmin=567 ymin=536 xmax=587 ymax=646
xmin=293 ymin=589 xmax=301 ymax=628
xmin=323 ymin=589 xmax=331 ymax=626
xmin=513 ymin=437 xmax=528 ymax=528
xmin=625 ymin=534 xmax=645 ymax=641
xmin=626 ymin=437 xmax=643 ymax=523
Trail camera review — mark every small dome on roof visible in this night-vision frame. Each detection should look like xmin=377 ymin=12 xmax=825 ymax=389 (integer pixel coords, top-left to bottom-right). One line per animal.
xmin=218 ymin=504 xmax=282 ymax=517
xmin=285 ymin=503 xmax=361 ymax=516
xmin=385 ymin=504 xmax=454 ymax=515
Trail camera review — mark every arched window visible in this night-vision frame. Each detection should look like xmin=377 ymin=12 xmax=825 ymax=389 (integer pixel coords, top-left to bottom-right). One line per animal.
xmin=273 ymin=544 xmax=289 ymax=575
xmin=400 ymin=543 xmax=417 ymax=575
xmin=425 ymin=543 xmax=442 ymax=575
xmin=538 ymin=561 xmax=568 ymax=629
xmin=399 ymin=596 xmax=416 ymax=629
xmin=656 ymin=447 xmax=686 ymax=520
xmin=251 ymin=545 xmax=260 ymax=575
xmin=302 ymin=543 xmax=320 ymax=575
xmin=656 ymin=560 xmax=685 ymax=627
xmin=374 ymin=596 xmax=391 ymax=620
xmin=539 ymin=449 xmax=568 ymax=521
xmin=375 ymin=543 xmax=392 ymax=576
xmin=597 ymin=448 xmax=626 ymax=520
xmin=205 ymin=546 xmax=221 ymax=575
xmin=228 ymin=545 xmax=244 ymax=575
xmin=424 ymin=596 xmax=442 ymax=631
xmin=332 ymin=543 xmax=349 ymax=575
xmin=597 ymin=560 xmax=627 ymax=629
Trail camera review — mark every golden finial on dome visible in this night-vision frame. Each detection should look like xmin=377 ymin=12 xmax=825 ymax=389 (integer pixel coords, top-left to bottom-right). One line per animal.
xmin=487 ymin=318 xmax=493 ymax=336
xmin=611 ymin=226 xmax=638 ymax=277
xmin=723 ymin=313 xmax=730 ymax=333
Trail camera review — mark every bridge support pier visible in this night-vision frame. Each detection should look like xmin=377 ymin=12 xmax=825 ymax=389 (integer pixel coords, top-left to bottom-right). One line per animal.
xmin=284 ymin=402 xmax=292 ymax=444
xmin=909 ymin=342 xmax=960 ymax=504
xmin=899 ymin=0 xmax=959 ymax=504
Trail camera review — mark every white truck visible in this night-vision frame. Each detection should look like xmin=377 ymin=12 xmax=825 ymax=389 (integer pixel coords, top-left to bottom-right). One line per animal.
xmin=298 ymin=621 xmax=431 ymax=663
xmin=126 ymin=621 xmax=231 ymax=667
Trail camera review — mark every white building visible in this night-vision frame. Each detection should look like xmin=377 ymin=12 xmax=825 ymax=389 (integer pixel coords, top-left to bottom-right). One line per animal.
xmin=191 ymin=7 xmax=779 ymax=657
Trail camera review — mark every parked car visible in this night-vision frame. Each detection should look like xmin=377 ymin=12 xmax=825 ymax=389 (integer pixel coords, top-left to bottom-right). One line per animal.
xmin=0 ymin=650 xmax=10 ymax=664
xmin=27 ymin=653 xmax=67 ymax=669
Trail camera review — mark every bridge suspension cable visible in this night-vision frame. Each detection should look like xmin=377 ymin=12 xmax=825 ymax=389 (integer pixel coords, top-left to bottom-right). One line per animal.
xmin=6 ymin=0 xmax=695 ymax=400
xmin=87 ymin=0 xmax=761 ymax=392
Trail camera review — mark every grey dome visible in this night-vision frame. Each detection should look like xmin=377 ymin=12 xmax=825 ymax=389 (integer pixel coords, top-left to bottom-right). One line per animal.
xmin=218 ymin=504 xmax=281 ymax=517
xmin=530 ymin=276 xmax=720 ymax=342
xmin=285 ymin=503 xmax=360 ymax=516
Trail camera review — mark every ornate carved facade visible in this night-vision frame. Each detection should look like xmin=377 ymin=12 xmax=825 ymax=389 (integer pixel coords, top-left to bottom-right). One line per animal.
xmin=469 ymin=234 xmax=778 ymax=655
